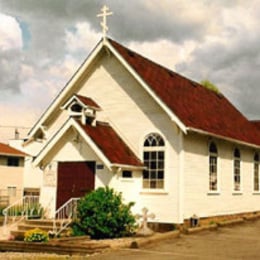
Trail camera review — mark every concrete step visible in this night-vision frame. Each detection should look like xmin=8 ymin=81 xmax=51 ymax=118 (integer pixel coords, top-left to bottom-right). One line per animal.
xmin=17 ymin=224 xmax=54 ymax=232
xmin=10 ymin=219 xmax=71 ymax=240
xmin=23 ymin=219 xmax=68 ymax=227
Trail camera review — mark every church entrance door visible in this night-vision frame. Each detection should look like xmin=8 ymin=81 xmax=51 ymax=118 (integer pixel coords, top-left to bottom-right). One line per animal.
xmin=56 ymin=161 xmax=95 ymax=209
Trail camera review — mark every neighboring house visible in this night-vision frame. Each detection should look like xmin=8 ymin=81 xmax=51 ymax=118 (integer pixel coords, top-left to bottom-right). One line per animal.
xmin=10 ymin=37 xmax=260 ymax=225
xmin=0 ymin=143 xmax=27 ymax=206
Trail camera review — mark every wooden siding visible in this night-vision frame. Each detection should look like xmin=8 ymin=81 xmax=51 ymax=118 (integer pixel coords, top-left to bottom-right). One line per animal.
xmin=77 ymin=54 xmax=182 ymax=223
xmin=183 ymin=132 xmax=260 ymax=220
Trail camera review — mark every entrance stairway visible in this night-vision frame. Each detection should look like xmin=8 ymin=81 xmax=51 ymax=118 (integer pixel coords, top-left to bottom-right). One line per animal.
xmin=2 ymin=196 xmax=80 ymax=240
xmin=10 ymin=219 xmax=70 ymax=240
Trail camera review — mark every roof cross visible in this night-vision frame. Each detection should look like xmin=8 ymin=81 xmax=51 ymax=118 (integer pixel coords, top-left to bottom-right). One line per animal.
xmin=97 ymin=5 xmax=113 ymax=38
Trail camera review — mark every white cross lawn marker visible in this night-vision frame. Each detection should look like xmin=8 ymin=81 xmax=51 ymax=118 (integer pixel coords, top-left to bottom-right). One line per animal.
xmin=136 ymin=207 xmax=155 ymax=236
xmin=97 ymin=5 xmax=113 ymax=38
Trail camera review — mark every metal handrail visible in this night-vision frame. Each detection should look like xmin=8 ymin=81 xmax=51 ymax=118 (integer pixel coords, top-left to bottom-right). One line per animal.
xmin=52 ymin=197 xmax=80 ymax=237
xmin=2 ymin=195 xmax=40 ymax=235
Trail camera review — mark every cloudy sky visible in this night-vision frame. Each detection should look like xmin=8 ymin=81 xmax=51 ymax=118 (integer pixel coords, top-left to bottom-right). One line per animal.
xmin=0 ymin=0 xmax=259 ymax=142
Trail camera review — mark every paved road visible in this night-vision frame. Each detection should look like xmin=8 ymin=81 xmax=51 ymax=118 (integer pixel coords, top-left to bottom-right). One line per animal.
xmin=90 ymin=220 xmax=260 ymax=260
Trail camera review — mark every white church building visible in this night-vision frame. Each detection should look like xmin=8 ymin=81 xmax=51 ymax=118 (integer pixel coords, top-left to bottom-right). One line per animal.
xmin=11 ymin=35 xmax=260 ymax=226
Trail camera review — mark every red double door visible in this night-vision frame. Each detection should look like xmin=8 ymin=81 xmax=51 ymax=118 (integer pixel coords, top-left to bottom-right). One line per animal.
xmin=56 ymin=161 xmax=95 ymax=209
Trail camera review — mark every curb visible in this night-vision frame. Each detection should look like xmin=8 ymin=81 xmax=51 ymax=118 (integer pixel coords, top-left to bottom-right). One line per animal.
xmin=217 ymin=217 xmax=244 ymax=227
xmin=185 ymin=223 xmax=218 ymax=234
xmin=243 ymin=214 xmax=260 ymax=221
xmin=184 ymin=216 xmax=260 ymax=235
xmin=124 ymin=230 xmax=180 ymax=249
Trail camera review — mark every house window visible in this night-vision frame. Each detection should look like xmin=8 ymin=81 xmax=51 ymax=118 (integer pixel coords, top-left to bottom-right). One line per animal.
xmin=209 ymin=142 xmax=218 ymax=191
xmin=122 ymin=170 xmax=132 ymax=178
xmin=143 ymin=133 xmax=165 ymax=189
xmin=23 ymin=188 xmax=40 ymax=196
xmin=233 ymin=148 xmax=241 ymax=191
xmin=254 ymin=153 xmax=259 ymax=192
xmin=7 ymin=186 xmax=17 ymax=197
xmin=7 ymin=157 xmax=19 ymax=167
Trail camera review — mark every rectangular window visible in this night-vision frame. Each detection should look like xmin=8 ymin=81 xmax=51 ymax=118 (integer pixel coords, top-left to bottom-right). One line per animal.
xmin=234 ymin=159 xmax=241 ymax=191
xmin=254 ymin=162 xmax=259 ymax=191
xmin=122 ymin=170 xmax=132 ymax=178
xmin=143 ymin=134 xmax=165 ymax=189
xmin=143 ymin=151 xmax=164 ymax=189
xmin=7 ymin=186 xmax=17 ymax=197
xmin=7 ymin=157 xmax=19 ymax=167
xmin=209 ymin=155 xmax=217 ymax=191
xmin=23 ymin=188 xmax=40 ymax=196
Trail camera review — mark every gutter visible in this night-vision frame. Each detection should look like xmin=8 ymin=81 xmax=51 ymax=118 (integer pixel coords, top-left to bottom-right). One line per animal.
xmin=111 ymin=163 xmax=145 ymax=171
xmin=187 ymin=127 xmax=260 ymax=149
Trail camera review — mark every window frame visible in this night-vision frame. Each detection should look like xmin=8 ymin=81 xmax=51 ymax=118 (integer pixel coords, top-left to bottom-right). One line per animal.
xmin=209 ymin=142 xmax=218 ymax=192
xmin=7 ymin=186 xmax=17 ymax=197
xmin=122 ymin=170 xmax=133 ymax=178
xmin=142 ymin=133 xmax=165 ymax=190
xmin=233 ymin=148 xmax=241 ymax=193
xmin=253 ymin=152 xmax=260 ymax=192
xmin=7 ymin=157 xmax=19 ymax=167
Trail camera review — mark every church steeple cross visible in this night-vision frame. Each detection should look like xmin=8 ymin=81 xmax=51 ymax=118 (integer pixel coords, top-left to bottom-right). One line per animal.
xmin=97 ymin=5 xmax=113 ymax=38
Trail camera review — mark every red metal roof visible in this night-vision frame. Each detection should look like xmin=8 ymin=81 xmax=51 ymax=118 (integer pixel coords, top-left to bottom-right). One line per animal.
xmin=108 ymin=38 xmax=260 ymax=146
xmin=0 ymin=143 xmax=26 ymax=157
xmin=75 ymin=120 xmax=143 ymax=167
xmin=75 ymin=94 xmax=101 ymax=109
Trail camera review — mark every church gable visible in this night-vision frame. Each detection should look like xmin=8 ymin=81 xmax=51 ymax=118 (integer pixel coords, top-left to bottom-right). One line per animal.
xmin=33 ymin=117 xmax=143 ymax=169
xmin=27 ymin=39 xmax=105 ymax=139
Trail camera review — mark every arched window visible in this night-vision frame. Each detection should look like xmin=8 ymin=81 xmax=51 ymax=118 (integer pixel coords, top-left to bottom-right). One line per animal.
xmin=254 ymin=153 xmax=259 ymax=191
xmin=143 ymin=133 xmax=165 ymax=189
xmin=209 ymin=142 xmax=218 ymax=191
xmin=233 ymin=148 xmax=241 ymax=191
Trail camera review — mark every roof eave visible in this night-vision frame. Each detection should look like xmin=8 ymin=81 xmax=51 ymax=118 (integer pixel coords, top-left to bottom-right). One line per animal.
xmin=61 ymin=95 xmax=102 ymax=111
xmin=33 ymin=118 xmax=112 ymax=170
xmin=0 ymin=153 xmax=26 ymax=157
xmin=111 ymin=163 xmax=145 ymax=171
xmin=187 ymin=127 xmax=260 ymax=149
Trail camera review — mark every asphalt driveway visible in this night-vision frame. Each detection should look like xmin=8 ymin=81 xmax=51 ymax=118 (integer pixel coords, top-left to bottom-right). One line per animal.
xmin=90 ymin=220 xmax=260 ymax=260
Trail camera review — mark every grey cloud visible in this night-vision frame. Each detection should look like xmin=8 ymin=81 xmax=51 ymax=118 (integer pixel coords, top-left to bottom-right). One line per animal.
xmin=0 ymin=0 xmax=208 ymax=101
xmin=0 ymin=49 xmax=21 ymax=97
xmin=0 ymin=0 xmax=207 ymax=43
xmin=0 ymin=0 xmax=259 ymax=120
xmin=176 ymin=34 xmax=260 ymax=119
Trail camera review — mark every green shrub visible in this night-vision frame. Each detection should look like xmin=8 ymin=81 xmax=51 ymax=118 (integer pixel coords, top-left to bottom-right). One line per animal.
xmin=24 ymin=228 xmax=49 ymax=242
xmin=200 ymin=79 xmax=221 ymax=94
xmin=72 ymin=187 xmax=136 ymax=239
